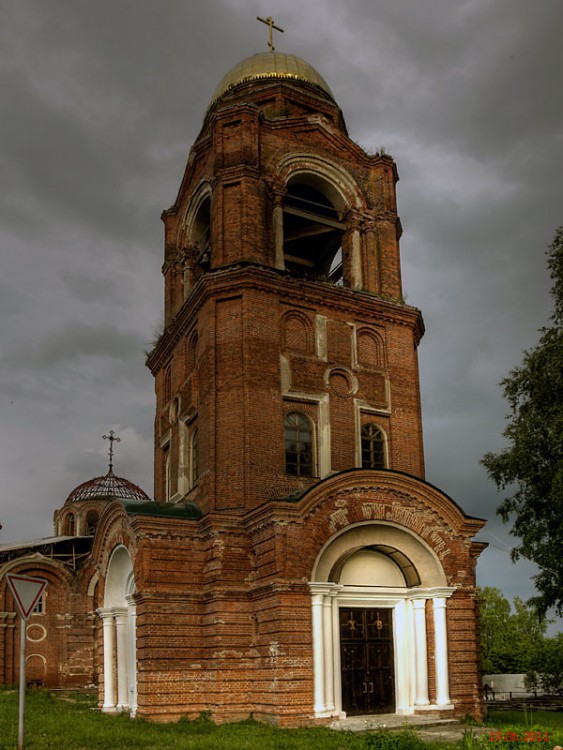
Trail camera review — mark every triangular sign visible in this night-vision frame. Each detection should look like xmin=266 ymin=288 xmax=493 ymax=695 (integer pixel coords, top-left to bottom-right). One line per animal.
xmin=6 ymin=574 xmax=48 ymax=620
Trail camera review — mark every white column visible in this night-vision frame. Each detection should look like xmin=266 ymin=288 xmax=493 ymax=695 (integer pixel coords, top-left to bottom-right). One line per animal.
xmin=432 ymin=597 xmax=451 ymax=705
xmin=311 ymin=592 xmax=325 ymax=715
xmin=322 ymin=594 xmax=335 ymax=713
xmin=126 ymin=595 xmax=138 ymax=716
xmin=273 ymin=194 xmax=285 ymax=269
xmin=393 ymin=600 xmax=411 ymax=714
xmin=115 ymin=609 xmax=129 ymax=710
xmin=98 ymin=609 xmax=116 ymax=711
xmin=412 ymin=598 xmax=429 ymax=706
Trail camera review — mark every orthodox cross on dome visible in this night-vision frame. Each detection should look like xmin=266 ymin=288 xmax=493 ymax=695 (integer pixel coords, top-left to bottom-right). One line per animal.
xmin=102 ymin=430 xmax=121 ymax=472
xmin=257 ymin=15 xmax=284 ymax=52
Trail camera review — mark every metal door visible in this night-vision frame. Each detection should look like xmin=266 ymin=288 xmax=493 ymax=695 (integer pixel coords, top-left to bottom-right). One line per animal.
xmin=340 ymin=607 xmax=395 ymax=715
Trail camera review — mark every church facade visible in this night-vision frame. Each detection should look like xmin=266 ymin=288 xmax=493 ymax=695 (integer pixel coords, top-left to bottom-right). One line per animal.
xmin=0 ymin=49 xmax=486 ymax=725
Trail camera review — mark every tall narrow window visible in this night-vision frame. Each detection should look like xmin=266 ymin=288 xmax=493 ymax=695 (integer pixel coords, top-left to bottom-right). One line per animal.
xmin=164 ymin=448 xmax=171 ymax=501
xmin=163 ymin=365 xmax=172 ymax=404
xmin=284 ymin=412 xmax=314 ymax=476
xmin=66 ymin=513 xmax=75 ymax=536
xmin=361 ymin=424 xmax=386 ymax=470
xmin=190 ymin=426 xmax=199 ymax=487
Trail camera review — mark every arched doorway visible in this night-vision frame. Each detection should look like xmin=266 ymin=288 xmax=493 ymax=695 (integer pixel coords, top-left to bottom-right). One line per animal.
xmin=97 ymin=546 xmax=137 ymax=714
xmin=310 ymin=522 xmax=455 ymax=718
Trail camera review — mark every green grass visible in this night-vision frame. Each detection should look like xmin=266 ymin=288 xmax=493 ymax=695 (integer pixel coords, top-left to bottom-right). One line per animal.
xmin=0 ymin=690 xmax=396 ymax=750
xmin=484 ymin=708 xmax=563 ymax=750
xmin=2 ymin=691 xmax=563 ymax=750
xmin=487 ymin=708 xmax=563 ymax=730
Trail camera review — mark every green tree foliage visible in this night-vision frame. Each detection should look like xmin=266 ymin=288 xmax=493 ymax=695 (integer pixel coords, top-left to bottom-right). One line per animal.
xmin=527 ymin=632 xmax=563 ymax=695
xmin=481 ymin=227 xmax=563 ymax=616
xmin=478 ymin=587 xmax=547 ymax=673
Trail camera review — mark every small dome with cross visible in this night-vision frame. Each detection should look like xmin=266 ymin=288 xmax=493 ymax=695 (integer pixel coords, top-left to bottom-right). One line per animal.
xmin=64 ymin=430 xmax=151 ymax=505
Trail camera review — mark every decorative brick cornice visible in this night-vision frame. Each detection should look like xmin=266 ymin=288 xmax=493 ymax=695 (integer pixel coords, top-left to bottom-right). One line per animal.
xmin=146 ymin=264 xmax=424 ymax=372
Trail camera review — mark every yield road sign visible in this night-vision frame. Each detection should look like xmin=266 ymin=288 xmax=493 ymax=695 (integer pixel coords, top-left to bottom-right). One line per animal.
xmin=6 ymin=574 xmax=48 ymax=621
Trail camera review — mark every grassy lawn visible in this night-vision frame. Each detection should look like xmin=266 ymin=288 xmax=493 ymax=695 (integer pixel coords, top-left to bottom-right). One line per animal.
xmin=487 ymin=708 xmax=563 ymax=731
xmin=0 ymin=690 xmax=405 ymax=750
xmin=1 ymin=690 xmax=563 ymax=750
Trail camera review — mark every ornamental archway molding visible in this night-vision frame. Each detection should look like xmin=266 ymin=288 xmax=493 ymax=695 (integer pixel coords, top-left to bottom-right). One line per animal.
xmin=273 ymin=151 xmax=365 ymax=213
xmin=309 ymin=521 xmax=454 ymax=719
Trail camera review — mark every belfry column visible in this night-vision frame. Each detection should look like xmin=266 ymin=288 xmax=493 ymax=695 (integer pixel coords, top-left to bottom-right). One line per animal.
xmin=412 ymin=598 xmax=430 ymax=706
xmin=273 ymin=192 xmax=285 ymax=269
xmin=342 ymin=212 xmax=362 ymax=288
xmin=432 ymin=597 xmax=451 ymax=706
xmin=97 ymin=609 xmax=116 ymax=710
xmin=361 ymin=219 xmax=380 ymax=293
xmin=115 ymin=608 xmax=129 ymax=709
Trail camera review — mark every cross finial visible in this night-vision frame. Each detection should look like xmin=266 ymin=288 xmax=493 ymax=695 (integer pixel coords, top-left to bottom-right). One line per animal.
xmin=102 ymin=430 xmax=121 ymax=471
xmin=257 ymin=16 xmax=284 ymax=52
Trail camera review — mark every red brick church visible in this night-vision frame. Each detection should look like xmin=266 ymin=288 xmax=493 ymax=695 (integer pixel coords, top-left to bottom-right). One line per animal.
xmin=0 ymin=45 xmax=486 ymax=725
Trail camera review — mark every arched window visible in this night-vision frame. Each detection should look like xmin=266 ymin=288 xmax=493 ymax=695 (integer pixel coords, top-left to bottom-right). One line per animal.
xmin=66 ymin=513 xmax=75 ymax=536
xmin=163 ymin=364 xmax=172 ymax=404
xmin=190 ymin=426 xmax=199 ymax=487
xmin=191 ymin=196 xmax=211 ymax=259
xmin=86 ymin=510 xmax=99 ymax=535
xmin=284 ymin=412 xmax=314 ymax=476
xmin=361 ymin=424 xmax=386 ymax=470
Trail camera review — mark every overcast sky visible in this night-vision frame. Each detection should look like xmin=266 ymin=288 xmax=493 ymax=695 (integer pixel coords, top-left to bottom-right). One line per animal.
xmin=1 ymin=0 xmax=562 ymax=631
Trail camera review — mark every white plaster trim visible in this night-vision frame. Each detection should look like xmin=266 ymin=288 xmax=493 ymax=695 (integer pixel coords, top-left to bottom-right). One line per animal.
xmin=315 ymin=315 xmax=328 ymax=361
xmin=282 ymin=391 xmax=331 ymax=478
xmin=309 ymin=581 xmax=457 ymax=719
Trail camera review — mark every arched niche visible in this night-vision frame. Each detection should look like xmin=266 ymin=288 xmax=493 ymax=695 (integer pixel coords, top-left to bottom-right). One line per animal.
xmin=312 ymin=521 xmax=446 ymax=587
xmin=309 ymin=521 xmax=454 ymax=719
xmin=104 ymin=545 xmax=135 ymax=608
xmin=99 ymin=545 xmax=137 ymax=714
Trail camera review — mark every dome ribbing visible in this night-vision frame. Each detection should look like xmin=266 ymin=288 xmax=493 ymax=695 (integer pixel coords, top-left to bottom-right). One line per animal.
xmin=65 ymin=468 xmax=150 ymax=504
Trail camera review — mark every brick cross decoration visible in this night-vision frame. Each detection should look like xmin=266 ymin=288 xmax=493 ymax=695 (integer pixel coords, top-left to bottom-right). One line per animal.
xmin=257 ymin=16 xmax=284 ymax=52
xmin=102 ymin=430 xmax=121 ymax=471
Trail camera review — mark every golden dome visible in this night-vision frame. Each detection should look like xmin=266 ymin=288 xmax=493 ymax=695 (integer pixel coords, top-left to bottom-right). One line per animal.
xmin=209 ymin=52 xmax=334 ymax=107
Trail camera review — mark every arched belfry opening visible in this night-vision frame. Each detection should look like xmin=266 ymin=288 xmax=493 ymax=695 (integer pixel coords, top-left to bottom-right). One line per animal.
xmin=191 ymin=195 xmax=211 ymax=262
xmin=282 ymin=180 xmax=345 ymax=282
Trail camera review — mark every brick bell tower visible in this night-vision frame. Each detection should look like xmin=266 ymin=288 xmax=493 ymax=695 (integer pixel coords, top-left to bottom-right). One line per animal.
xmin=147 ymin=52 xmax=425 ymax=509
xmin=141 ymin=45 xmax=485 ymax=725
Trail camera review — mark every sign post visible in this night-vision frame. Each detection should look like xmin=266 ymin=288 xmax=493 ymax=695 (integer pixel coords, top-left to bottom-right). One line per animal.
xmin=6 ymin=574 xmax=48 ymax=750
